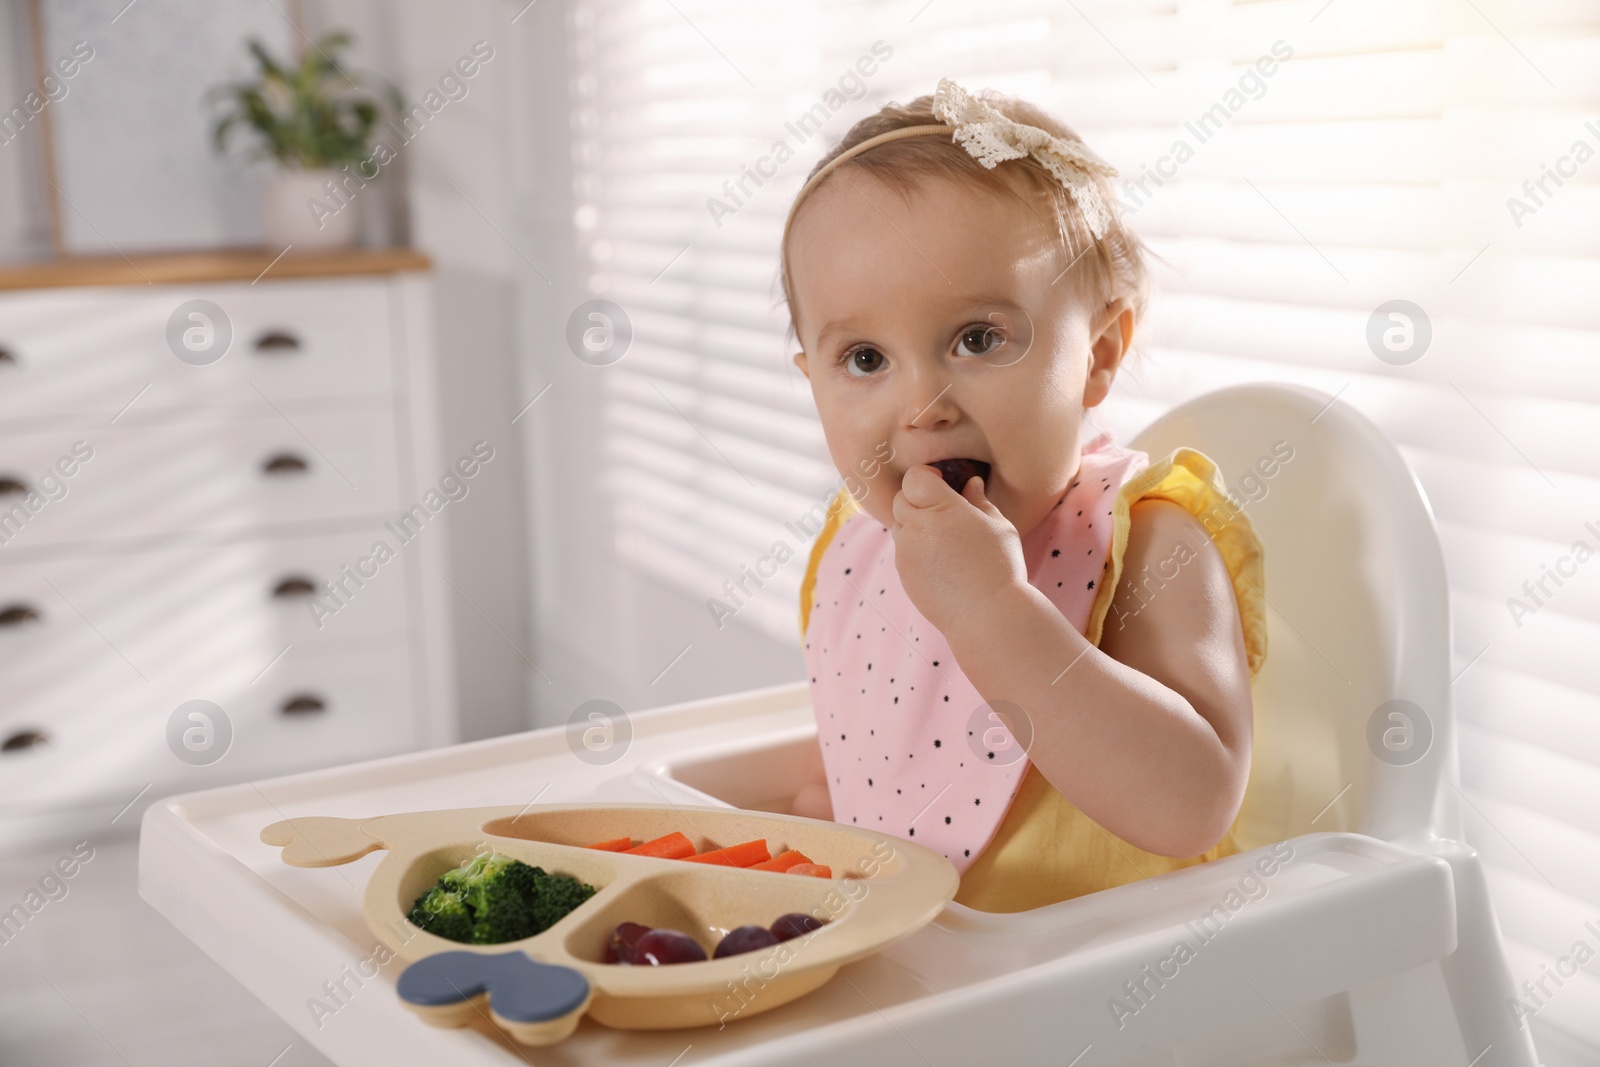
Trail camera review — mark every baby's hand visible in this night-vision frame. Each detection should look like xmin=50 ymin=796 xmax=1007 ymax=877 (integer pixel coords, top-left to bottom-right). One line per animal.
xmin=889 ymin=466 xmax=1027 ymax=640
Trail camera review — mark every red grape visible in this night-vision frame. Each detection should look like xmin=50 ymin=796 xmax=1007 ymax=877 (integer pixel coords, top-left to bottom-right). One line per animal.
xmin=928 ymin=458 xmax=990 ymax=494
xmin=603 ymin=921 xmax=652 ymax=964
xmin=633 ymin=928 xmax=707 ymax=965
xmin=714 ymin=924 xmax=779 ymax=958
xmin=769 ymin=913 xmax=825 ymax=942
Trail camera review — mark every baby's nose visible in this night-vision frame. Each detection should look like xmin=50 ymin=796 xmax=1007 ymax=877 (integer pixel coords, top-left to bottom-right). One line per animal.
xmin=906 ymin=375 xmax=960 ymax=430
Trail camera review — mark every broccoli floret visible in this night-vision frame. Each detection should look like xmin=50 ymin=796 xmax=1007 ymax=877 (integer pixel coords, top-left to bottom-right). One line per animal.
xmin=406 ymin=853 xmax=597 ymax=945
xmin=450 ymin=853 xmax=524 ymax=903
xmin=495 ymin=858 xmax=544 ymax=902
xmin=528 ymin=869 xmax=597 ymax=934
xmin=408 ymin=885 xmax=475 ymax=943
xmin=465 ymin=876 xmax=537 ymax=944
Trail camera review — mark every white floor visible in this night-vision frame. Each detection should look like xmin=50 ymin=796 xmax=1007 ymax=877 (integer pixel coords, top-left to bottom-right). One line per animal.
xmin=0 ymin=828 xmax=334 ymax=1067
xmin=2 ymin=830 xmax=1592 ymax=1067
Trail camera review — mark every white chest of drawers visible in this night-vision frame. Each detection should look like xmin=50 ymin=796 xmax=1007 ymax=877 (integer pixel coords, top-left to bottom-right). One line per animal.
xmin=0 ymin=251 xmax=458 ymax=839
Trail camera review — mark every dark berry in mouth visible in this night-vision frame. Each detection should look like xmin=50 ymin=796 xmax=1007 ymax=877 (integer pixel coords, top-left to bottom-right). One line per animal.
xmin=929 ymin=458 xmax=991 ymax=494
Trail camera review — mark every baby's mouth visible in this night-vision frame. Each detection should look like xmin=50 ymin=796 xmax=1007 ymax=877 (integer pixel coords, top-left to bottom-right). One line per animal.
xmin=928 ymin=458 xmax=991 ymax=494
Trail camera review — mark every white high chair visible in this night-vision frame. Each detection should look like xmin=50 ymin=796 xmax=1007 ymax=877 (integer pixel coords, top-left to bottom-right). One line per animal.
xmin=139 ymin=383 xmax=1545 ymax=1066
xmin=1114 ymin=382 xmax=1539 ymax=1064
xmin=657 ymin=381 xmax=1541 ymax=1065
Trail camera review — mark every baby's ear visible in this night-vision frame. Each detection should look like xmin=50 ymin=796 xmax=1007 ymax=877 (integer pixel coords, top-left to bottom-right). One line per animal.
xmin=792 ymin=350 xmax=810 ymax=379
xmin=1083 ymin=299 xmax=1133 ymax=408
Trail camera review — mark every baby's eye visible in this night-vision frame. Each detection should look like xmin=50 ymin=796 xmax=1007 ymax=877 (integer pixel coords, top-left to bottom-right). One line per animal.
xmin=957 ymin=325 xmax=1004 ymax=358
xmin=840 ymin=346 xmax=886 ymax=377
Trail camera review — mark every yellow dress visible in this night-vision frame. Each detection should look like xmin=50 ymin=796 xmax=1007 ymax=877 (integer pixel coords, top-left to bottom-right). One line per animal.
xmin=797 ymin=447 xmax=1269 ymax=913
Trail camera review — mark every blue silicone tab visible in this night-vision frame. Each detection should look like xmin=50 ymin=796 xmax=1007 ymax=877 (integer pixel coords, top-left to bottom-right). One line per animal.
xmin=397 ymin=950 xmax=590 ymax=1023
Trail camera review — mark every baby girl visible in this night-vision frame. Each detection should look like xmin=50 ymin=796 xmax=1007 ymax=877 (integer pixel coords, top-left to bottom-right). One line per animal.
xmin=781 ymin=80 xmax=1268 ymax=912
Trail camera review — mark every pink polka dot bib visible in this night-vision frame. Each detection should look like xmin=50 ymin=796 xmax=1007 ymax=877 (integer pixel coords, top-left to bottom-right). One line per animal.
xmin=801 ymin=433 xmax=1151 ymax=873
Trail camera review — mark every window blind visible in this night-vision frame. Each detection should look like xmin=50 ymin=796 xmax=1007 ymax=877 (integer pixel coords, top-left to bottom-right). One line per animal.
xmin=566 ymin=0 xmax=1600 ymax=1051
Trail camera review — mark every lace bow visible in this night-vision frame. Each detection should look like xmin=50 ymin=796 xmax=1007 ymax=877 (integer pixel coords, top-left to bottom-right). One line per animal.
xmin=932 ymin=77 xmax=1120 ymax=240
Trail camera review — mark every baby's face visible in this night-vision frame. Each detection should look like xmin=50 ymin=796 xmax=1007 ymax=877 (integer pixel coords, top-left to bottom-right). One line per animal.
xmin=789 ymin=168 xmax=1131 ymax=540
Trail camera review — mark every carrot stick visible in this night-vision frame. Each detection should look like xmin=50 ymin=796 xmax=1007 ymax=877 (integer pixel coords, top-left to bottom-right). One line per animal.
xmin=788 ymin=863 xmax=832 ymax=878
xmin=585 ymin=836 xmax=633 ymax=852
xmin=749 ymin=849 xmax=811 ymax=872
xmin=682 ymin=838 xmax=771 ymax=868
xmin=624 ymin=831 xmax=695 ymax=859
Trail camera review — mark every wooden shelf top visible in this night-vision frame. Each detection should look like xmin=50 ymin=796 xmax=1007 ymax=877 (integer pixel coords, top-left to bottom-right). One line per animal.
xmin=0 ymin=247 xmax=432 ymax=291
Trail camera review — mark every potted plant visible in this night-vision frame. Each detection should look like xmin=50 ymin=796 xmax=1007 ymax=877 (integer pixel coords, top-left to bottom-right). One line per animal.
xmin=209 ymin=31 xmax=401 ymax=249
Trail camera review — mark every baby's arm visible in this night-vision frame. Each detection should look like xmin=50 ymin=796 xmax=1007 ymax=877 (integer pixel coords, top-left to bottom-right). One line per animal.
xmin=944 ymin=498 xmax=1253 ymax=857
xmin=790 ymin=772 xmax=834 ymax=821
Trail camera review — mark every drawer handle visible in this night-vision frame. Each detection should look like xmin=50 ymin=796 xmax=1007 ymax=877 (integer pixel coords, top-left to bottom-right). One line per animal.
xmin=254 ymin=330 xmax=302 ymax=353
xmin=0 ymin=603 xmax=41 ymax=627
xmin=272 ymin=576 xmax=318 ymax=598
xmin=262 ymin=453 xmax=310 ymax=475
xmin=0 ymin=476 xmax=27 ymax=496
xmin=0 ymin=345 xmax=16 ymax=367
xmin=280 ymin=693 xmax=327 ymax=715
xmin=1 ymin=728 xmax=47 ymax=753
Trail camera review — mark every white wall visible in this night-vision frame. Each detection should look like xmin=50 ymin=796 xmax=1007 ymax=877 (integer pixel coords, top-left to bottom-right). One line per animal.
xmin=0 ymin=0 xmax=53 ymax=259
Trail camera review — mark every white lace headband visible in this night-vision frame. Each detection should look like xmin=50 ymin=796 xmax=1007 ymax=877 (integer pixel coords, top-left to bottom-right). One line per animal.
xmin=782 ymin=77 xmax=1121 ymax=254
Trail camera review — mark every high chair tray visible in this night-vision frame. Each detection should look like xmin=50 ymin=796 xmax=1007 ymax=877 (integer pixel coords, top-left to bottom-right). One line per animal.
xmin=140 ymin=679 xmax=1459 ymax=1066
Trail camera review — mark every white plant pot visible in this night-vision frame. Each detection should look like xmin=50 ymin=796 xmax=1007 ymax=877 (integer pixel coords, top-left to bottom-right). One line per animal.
xmin=263 ymin=167 xmax=359 ymax=249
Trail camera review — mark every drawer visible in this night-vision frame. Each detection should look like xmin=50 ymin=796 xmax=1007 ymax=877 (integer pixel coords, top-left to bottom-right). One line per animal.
xmin=0 ymin=406 xmax=402 ymax=548
xmin=0 ymin=278 xmax=395 ymax=426
xmin=0 ymin=527 xmax=415 ymax=702
xmin=0 ymin=640 xmax=420 ymax=814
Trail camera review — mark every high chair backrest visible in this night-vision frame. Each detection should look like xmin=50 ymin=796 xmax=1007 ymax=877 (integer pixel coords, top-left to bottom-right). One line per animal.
xmin=1127 ymin=383 xmax=1457 ymax=848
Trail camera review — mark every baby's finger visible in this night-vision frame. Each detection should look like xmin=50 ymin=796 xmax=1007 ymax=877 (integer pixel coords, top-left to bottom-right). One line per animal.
xmin=890 ymin=487 xmax=920 ymax=529
xmin=899 ymin=465 xmax=950 ymax=508
xmin=961 ymin=474 xmax=1000 ymax=515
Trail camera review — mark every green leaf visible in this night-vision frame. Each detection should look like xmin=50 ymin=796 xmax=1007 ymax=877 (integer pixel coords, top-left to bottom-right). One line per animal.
xmin=207 ymin=28 xmax=399 ymax=169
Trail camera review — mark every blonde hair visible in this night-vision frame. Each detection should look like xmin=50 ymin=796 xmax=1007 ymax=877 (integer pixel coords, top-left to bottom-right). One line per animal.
xmin=779 ymin=88 xmax=1153 ymax=353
